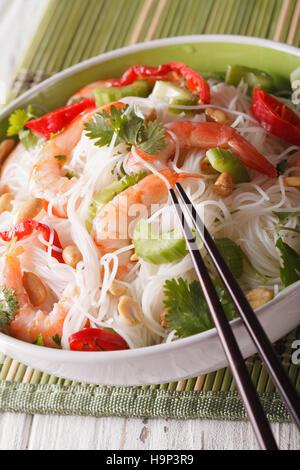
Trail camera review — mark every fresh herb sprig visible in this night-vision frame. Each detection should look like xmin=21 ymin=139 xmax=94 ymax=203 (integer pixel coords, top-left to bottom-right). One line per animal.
xmin=0 ymin=286 xmax=19 ymax=329
xmin=163 ymin=278 xmax=235 ymax=338
xmin=276 ymin=237 xmax=300 ymax=287
xmin=84 ymin=105 xmax=167 ymax=155
xmin=7 ymin=106 xmax=41 ymax=150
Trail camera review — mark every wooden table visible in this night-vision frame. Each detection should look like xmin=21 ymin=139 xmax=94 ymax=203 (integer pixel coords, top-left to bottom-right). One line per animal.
xmin=0 ymin=0 xmax=299 ymax=450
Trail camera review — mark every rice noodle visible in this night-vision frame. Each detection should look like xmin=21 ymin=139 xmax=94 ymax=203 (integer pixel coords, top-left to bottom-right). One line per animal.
xmin=0 ymin=79 xmax=299 ymax=349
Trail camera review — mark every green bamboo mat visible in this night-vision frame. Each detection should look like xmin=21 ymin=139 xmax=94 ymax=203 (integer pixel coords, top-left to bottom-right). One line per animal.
xmin=1 ymin=0 xmax=300 ymax=420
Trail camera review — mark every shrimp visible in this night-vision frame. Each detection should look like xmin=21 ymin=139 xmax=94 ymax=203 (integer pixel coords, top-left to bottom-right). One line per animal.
xmin=1 ymin=245 xmax=71 ymax=348
xmin=30 ymin=102 xmax=124 ymax=218
xmin=93 ymin=169 xmax=201 ymax=273
xmin=127 ymin=121 xmax=277 ymax=178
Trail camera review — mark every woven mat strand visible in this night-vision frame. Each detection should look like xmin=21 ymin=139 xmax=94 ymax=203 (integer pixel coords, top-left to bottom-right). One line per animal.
xmin=1 ymin=0 xmax=300 ymax=420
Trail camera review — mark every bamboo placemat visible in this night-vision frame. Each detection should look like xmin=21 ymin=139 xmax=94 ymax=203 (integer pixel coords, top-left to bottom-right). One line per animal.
xmin=1 ymin=0 xmax=300 ymax=420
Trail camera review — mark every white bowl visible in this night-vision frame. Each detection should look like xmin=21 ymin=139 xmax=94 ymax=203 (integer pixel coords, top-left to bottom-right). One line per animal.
xmin=0 ymin=35 xmax=299 ymax=385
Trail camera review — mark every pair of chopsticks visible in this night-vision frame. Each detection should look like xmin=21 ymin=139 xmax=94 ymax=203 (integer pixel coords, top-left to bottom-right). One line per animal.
xmin=169 ymin=183 xmax=300 ymax=451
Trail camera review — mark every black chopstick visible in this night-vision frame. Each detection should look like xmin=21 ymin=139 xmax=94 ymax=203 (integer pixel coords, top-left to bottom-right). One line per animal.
xmin=169 ymin=187 xmax=278 ymax=450
xmin=174 ymin=182 xmax=300 ymax=431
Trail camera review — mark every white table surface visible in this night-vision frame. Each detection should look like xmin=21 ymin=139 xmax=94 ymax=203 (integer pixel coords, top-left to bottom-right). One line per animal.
xmin=0 ymin=0 xmax=299 ymax=451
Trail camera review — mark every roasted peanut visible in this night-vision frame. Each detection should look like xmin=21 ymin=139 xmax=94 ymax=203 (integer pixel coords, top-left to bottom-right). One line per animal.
xmin=130 ymin=252 xmax=139 ymax=262
xmin=199 ymin=156 xmax=218 ymax=175
xmin=23 ymin=271 xmax=47 ymax=307
xmin=246 ymin=288 xmax=274 ymax=310
xmin=118 ymin=295 xmax=144 ymax=326
xmin=160 ymin=308 xmax=169 ymax=328
xmin=16 ymin=198 xmax=44 ymax=223
xmin=62 ymin=245 xmax=83 ymax=268
xmin=0 ymin=193 xmax=13 ymax=213
xmin=205 ymin=107 xmax=230 ymax=125
xmin=144 ymin=108 xmax=158 ymax=125
xmin=213 ymin=172 xmax=234 ymax=197
xmin=109 ymin=281 xmax=127 ymax=297
xmin=280 ymin=176 xmax=300 ymax=187
xmin=0 ymin=139 xmax=15 ymax=165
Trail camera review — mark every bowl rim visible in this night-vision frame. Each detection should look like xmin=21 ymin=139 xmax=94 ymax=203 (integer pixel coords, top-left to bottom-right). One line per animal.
xmin=1 ymin=34 xmax=300 ymax=363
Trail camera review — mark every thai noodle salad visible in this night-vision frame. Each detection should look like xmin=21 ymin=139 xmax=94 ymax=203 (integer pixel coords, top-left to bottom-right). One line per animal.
xmin=0 ymin=62 xmax=299 ymax=351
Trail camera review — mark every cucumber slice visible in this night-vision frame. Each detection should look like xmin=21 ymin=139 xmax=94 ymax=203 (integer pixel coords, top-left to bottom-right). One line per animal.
xmin=88 ymin=172 xmax=147 ymax=220
xmin=206 ymin=148 xmax=250 ymax=184
xmin=133 ymin=219 xmax=187 ymax=264
xmin=225 ymin=65 xmax=274 ymax=96
xmin=290 ymin=66 xmax=300 ymax=89
xmin=152 ymin=80 xmax=198 ymax=114
xmin=93 ymin=80 xmax=152 ymax=107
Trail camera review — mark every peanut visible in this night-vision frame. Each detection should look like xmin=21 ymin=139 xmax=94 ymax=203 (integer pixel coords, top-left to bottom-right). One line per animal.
xmin=109 ymin=281 xmax=127 ymax=297
xmin=144 ymin=108 xmax=158 ymax=125
xmin=205 ymin=107 xmax=230 ymax=125
xmin=160 ymin=308 xmax=169 ymax=328
xmin=23 ymin=271 xmax=47 ymax=307
xmin=0 ymin=139 xmax=15 ymax=165
xmin=280 ymin=176 xmax=300 ymax=187
xmin=62 ymin=245 xmax=83 ymax=268
xmin=213 ymin=172 xmax=234 ymax=197
xmin=118 ymin=295 xmax=144 ymax=326
xmin=246 ymin=288 xmax=274 ymax=310
xmin=0 ymin=193 xmax=13 ymax=213
xmin=16 ymin=198 xmax=43 ymax=224
xmin=199 ymin=156 xmax=218 ymax=175
xmin=130 ymin=252 xmax=139 ymax=262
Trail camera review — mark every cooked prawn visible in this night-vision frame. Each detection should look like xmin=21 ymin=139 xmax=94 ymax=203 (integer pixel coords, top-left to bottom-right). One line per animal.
xmin=127 ymin=121 xmax=277 ymax=178
xmin=93 ymin=169 xmax=201 ymax=267
xmin=1 ymin=245 xmax=71 ymax=348
xmin=30 ymin=102 xmax=124 ymax=218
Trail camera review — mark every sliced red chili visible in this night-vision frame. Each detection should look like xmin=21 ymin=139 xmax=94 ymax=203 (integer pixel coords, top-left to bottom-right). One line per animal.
xmin=0 ymin=219 xmax=64 ymax=263
xmin=69 ymin=328 xmax=129 ymax=351
xmin=251 ymin=88 xmax=300 ymax=146
xmin=105 ymin=62 xmax=210 ymax=104
xmin=25 ymin=98 xmax=95 ymax=140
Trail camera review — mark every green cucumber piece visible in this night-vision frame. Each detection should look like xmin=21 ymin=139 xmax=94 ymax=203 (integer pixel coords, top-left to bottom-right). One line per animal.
xmin=88 ymin=172 xmax=147 ymax=220
xmin=133 ymin=219 xmax=187 ymax=264
xmin=206 ymin=148 xmax=250 ymax=184
xmin=152 ymin=80 xmax=197 ymax=114
xmin=93 ymin=80 xmax=152 ymax=107
xmin=290 ymin=65 xmax=300 ymax=89
xmin=225 ymin=65 xmax=274 ymax=96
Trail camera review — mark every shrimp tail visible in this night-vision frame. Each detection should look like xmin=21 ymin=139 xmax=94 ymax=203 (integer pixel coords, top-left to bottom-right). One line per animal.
xmin=159 ymin=169 xmax=203 ymax=187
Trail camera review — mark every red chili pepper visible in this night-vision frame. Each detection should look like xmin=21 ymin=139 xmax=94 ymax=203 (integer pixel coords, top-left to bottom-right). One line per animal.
xmin=69 ymin=328 xmax=129 ymax=352
xmin=106 ymin=62 xmax=210 ymax=104
xmin=25 ymin=98 xmax=96 ymax=140
xmin=251 ymin=88 xmax=300 ymax=146
xmin=0 ymin=219 xmax=64 ymax=263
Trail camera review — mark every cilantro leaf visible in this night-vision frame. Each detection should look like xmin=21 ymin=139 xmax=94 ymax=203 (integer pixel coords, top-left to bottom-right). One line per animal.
xmin=214 ymin=238 xmax=243 ymax=279
xmin=163 ymin=278 xmax=235 ymax=338
xmin=54 ymin=155 xmax=67 ymax=165
xmin=275 ymin=237 xmax=300 ymax=287
xmin=7 ymin=109 xmax=31 ymax=136
xmin=84 ymin=104 xmax=167 ymax=155
xmin=52 ymin=334 xmax=61 ymax=347
xmin=0 ymin=286 xmax=19 ymax=329
xmin=273 ymin=211 xmax=300 ymax=223
xmin=84 ymin=112 xmax=119 ymax=147
xmin=65 ymin=170 xmax=79 ymax=179
xmin=276 ymin=160 xmax=288 ymax=176
xmin=34 ymin=334 xmax=44 ymax=346
xmin=137 ymin=119 xmax=168 ymax=154
xmin=18 ymin=129 xmax=38 ymax=150
xmin=7 ymin=107 xmax=40 ymax=150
